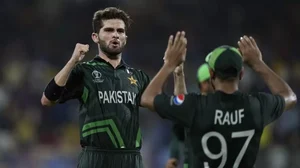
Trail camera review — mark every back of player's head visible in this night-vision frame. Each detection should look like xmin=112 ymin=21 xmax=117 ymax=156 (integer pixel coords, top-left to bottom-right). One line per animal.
xmin=206 ymin=45 xmax=243 ymax=80
xmin=92 ymin=7 xmax=132 ymax=33
xmin=197 ymin=63 xmax=212 ymax=94
xmin=197 ymin=63 xmax=210 ymax=83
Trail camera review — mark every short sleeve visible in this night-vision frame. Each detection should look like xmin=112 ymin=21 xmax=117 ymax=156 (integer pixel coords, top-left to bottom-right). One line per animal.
xmin=138 ymin=70 xmax=150 ymax=106
xmin=154 ymin=93 xmax=198 ymax=128
xmin=256 ymin=92 xmax=285 ymax=126
xmin=141 ymin=72 xmax=150 ymax=93
xmin=58 ymin=64 xmax=84 ymax=103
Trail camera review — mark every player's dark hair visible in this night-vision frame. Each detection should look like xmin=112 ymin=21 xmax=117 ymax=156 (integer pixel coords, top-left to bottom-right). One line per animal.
xmin=214 ymin=67 xmax=240 ymax=81
xmin=92 ymin=7 xmax=132 ymax=33
xmin=216 ymin=76 xmax=238 ymax=81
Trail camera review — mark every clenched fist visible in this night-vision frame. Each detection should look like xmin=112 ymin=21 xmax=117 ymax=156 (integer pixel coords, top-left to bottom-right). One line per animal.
xmin=164 ymin=31 xmax=187 ymax=69
xmin=237 ymin=36 xmax=262 ymax=67
xmin=70 ymin=43 xmax=89 ymax=64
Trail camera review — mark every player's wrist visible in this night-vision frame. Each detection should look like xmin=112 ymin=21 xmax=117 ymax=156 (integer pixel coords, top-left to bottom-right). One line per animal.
xmin=68 ymin=58 xmax=79 ymax=66
xmin=174 ymin=71 xmax=185 ymax=77
xmin=163 ymin=62 xmax=177 ymax=73
xmin=173 ymin=66 xmax=184 ymax=76
xmin=249 ymin=60 xmax=266 ymax=72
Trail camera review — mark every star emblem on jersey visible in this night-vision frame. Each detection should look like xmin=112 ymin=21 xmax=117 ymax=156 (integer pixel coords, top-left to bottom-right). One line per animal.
xmin=173 ymin=94 xmax=185 ymax=105
xmin=128 ymin=76 xmax=137 ymax=86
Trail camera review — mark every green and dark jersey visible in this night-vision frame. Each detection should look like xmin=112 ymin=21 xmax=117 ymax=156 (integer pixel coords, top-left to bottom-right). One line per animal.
xmin=172 ymin=124 xmax=185 ymax=142
xmin=184 ymin=129 xmax=194 ymax=168
xmin=58 ymin=56 xmax=150 ymax=149
xmin=170 ymin=124 xmax=193 ymax=167
xmin=154 ymin=91 xmax=285 ymax=168
xmin=169 ymin=125 xmax=183 ymax=160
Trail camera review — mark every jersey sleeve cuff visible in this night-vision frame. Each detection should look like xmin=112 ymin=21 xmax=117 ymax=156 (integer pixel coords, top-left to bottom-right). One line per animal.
xmin=277 ymin=94 xmax=286 ymax=114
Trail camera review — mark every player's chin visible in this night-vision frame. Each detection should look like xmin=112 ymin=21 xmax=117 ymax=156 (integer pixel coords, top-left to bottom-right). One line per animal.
xmin=107 ymin=48 xmax=122 ymax=56
xmin=109 ymin=46 xmax=123 ymax=54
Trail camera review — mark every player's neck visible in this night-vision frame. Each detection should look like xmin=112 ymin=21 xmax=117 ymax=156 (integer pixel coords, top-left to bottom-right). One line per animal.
xmin=98 ymin=51 xmax=122 ymax=69
xmin=214 ymin=79 xmax=238 ymax=94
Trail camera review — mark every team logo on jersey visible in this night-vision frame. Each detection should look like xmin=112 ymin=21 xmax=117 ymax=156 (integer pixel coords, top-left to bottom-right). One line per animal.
xmin=173 ymin=94 xmax=185 ymax=105
xmin=92 ymin=70 xmax=104 ymax=83
xmin=128 ymin=76 xmax=137 ymax=86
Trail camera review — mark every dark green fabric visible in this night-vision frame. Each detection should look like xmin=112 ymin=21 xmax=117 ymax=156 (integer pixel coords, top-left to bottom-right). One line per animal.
xmin=77 ymin=149 xmax=143 ymax=168
xmin=169 ymin=132 xmax=181 ymax=160
xmin=58 ymin=56 xmax=150 ymax=149
xmin=154 ymin=91 xmax=285 ymax=168
xmin=169 ymin=124 xmax=193 ymax=167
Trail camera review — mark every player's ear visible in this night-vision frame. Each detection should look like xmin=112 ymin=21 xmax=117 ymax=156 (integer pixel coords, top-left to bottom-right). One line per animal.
xmin=209 ymin=68 xmax=215 ymax=79
xmin=239 ymin=67 xmax=244 ymax=80
xmin=124 ymin=35 xmax=128 ymax=45
xmin=92 ymin=33 xmax=99 ymax=43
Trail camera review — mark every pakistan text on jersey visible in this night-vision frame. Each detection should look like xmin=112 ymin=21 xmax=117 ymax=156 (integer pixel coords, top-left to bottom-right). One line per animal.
xmin=214 ymin=109 xmax=245 ymax=125
xmin=98 ymin=91 xmax=137 ymax=105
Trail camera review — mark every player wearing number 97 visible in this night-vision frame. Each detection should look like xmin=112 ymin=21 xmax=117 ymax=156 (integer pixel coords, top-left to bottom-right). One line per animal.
xmin=141 ymin=33 xmax=297 ymax=168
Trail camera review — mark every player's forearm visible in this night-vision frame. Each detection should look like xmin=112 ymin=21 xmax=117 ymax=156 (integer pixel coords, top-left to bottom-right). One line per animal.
xmin=54 ymin=59 xmax=77 ymax=86
xmin=41 ymin=59 xmax=77 ymax=106
xmin=173 ymin=72 xmax=187 ymax=95
xmin=141 ymin=63 xmax=175 ymax=111
xmin=252 ymin=60 xmax=297 ymax=111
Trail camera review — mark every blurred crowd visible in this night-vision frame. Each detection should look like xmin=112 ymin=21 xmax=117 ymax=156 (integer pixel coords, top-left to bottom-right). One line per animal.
xmin=0 ymin=0 xmax=299 ymax=167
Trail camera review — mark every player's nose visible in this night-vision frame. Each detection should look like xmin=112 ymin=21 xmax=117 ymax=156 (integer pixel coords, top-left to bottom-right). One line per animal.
xmin=112 ymin=31 xmax=120 ymax=38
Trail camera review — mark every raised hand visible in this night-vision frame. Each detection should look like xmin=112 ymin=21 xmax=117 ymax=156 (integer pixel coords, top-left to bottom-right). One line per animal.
xmin=70 ymin=43 xmax=90 ymax=64
xmin=238 ymin=36 xmax=262 ymax=67
xmin=164 ymin=31 xmax=187 ymax=69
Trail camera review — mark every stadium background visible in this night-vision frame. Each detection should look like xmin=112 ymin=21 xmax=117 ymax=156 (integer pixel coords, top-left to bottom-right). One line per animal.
xmin=0 ymin=0 xmax=299 ymax=167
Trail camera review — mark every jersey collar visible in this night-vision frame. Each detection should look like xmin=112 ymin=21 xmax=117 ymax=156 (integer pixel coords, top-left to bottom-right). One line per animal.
xmin=93 ymin=55 xmax=129 ymax=68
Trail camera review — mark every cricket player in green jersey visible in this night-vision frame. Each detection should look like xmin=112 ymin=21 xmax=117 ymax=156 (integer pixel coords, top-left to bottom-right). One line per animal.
xmin=166 ymin=63 xmax=212 ymax=168
xmin=41 ymin=7 xmax=150 ymax=168
xmin=141 ymin=32 xmax=297 ymax=168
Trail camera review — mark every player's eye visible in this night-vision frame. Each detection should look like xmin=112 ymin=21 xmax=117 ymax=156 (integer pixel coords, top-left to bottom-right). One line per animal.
xmin=104 ymin=28 xmax=114 ymax=32
xmin=117 ymin=29 xmax=125 ymax=33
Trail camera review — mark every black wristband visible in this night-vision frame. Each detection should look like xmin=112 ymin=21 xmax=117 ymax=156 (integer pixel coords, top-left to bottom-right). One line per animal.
xmin=44 ymin=78 xmax=64 ymax=101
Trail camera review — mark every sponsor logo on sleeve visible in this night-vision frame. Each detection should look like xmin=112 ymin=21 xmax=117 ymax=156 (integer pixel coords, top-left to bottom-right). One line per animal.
xmin=173 ymin=94 xmax=185 ymax=105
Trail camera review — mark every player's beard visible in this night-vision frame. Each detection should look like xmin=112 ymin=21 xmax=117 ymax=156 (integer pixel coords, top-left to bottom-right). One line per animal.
xmin=99 ymin=38 xmax=125 ymax=60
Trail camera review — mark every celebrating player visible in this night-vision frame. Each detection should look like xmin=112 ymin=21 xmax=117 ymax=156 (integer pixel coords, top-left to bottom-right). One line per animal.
xmin=166 ymin=63 xmax=212 ymax=168
xmin=141 ymin=33 xmax=297 ymax=168
xmin=41 ymin=7 xmax=150 ymax=168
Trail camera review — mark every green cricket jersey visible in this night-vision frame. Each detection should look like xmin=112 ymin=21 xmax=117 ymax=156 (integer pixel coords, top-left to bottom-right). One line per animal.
xmin=58 ymin=56 xmax=150 ymax=149
xmin=154 ymin=91 xmax=285 ymax=168
xmin=170 ymin=124 xmax=193 ymax=168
